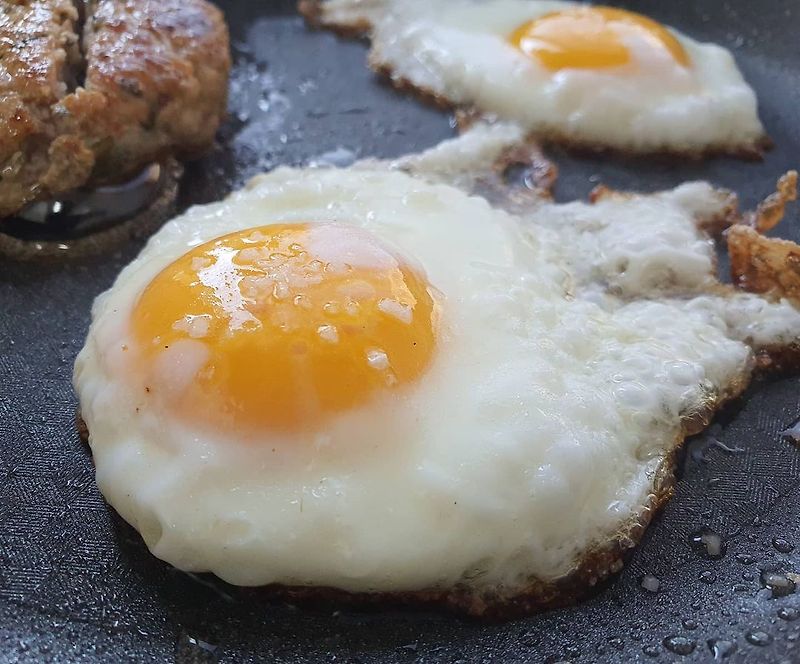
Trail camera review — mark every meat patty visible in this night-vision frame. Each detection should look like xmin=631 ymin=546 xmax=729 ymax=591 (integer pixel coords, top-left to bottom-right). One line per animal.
xmin=0 ymin=0 xmax=230 ymax=219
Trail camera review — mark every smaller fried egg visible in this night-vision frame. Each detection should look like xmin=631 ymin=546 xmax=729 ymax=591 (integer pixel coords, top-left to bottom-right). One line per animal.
xmin=305 ymin=0 xmax=766 ymax=155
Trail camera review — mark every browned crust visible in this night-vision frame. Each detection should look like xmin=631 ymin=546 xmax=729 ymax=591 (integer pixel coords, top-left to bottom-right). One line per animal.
xmin=728 ymin=225 xmax=800 ymax=306
xmin=469 ymin=138 xmax=557 ymax=204
xmin=0 ymin=0 xmax=230 ymax=220
xmin=742 ymin=171 xmax=798 ymax=232
xmin=374 ymin=65 xmax=771 ymax=160
xmin=298 ymin=0 xmax=374 ymax=38
xmin=77 ymin=351 xmax=798 ymax=619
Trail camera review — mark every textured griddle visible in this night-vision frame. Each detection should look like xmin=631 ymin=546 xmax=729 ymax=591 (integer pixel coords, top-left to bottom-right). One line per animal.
xmin=1 ymin=0 xmax=800 ymax=661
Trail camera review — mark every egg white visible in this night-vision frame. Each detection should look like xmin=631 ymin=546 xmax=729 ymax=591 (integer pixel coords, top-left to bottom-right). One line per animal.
xmin=74 ymin=159 xmax=800 ymax=594
xmin=308 ymin=0 xmax=765 ymax=154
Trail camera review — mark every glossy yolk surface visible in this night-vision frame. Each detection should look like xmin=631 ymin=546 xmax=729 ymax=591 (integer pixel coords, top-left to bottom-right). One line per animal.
xmin=132 ymin=223 xmax=437 ymax=434
xmin=508 ymin=6 xmax=690 ymax=71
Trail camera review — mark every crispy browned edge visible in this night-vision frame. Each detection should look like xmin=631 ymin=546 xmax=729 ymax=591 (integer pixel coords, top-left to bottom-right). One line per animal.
xmin=298 ymin=0 xmax=772 ymax=161
xmin=76 ymin=366 xmax=764 ymax=619
xmin=728 ymin=171 xmax=800 ymax=307
xmin=73 ymin=222 xmax=799 ymax=618
xmin=298 ymin=0 xmax=374 ymax=38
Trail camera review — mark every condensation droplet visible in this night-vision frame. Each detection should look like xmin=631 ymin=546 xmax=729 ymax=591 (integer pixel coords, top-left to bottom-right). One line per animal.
xmin=708 ymin=638 xmax=736 ymax=660
xmin=745 ymin=630 xmax=772 ymax=646
xmin=662 ymin=635 xmax=696 ymax=655
xmin=773 ymin=538 xmax=795 ymax=554
xmin=699 ymin=571 xmax=717 ymax=585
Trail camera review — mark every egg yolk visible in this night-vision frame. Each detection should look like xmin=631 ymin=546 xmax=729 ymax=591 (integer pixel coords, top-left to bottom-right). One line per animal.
xmin=508 ymin=6 xmax=690 ymax=71
xmin=132 ymin=223 xmax=437 ymax=433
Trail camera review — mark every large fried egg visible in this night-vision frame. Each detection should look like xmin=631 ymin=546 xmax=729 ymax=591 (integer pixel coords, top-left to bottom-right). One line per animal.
xmin=303 ymin=0 xmax=766 ymax=155
xmin=74 ymin=133 xmax=800 ymax=615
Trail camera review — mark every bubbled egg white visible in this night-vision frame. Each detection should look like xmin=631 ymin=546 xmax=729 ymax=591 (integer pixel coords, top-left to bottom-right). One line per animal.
xmin=308 ymin=0 xmax=766 ymax=155
xmin=73 ymin=158 xmax=800 ymax=603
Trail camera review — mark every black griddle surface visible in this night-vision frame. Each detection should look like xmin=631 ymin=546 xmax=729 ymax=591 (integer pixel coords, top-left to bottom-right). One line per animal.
xmin=1 ymin=1 xmax=800 ymax=662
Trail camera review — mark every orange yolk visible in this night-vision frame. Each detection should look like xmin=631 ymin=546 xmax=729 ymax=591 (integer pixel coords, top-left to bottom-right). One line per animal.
xmin=508 ymin=6 xmax=690 ymax=71
xmin=132 ymin=223 xmax=437 ymax=434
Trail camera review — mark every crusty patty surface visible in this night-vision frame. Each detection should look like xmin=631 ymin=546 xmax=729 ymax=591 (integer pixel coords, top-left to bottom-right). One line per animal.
xmin=0 ymin=0 xmax=230 ymax=219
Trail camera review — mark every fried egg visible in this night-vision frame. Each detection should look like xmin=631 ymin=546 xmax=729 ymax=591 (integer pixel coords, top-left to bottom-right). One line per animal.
xmin=302 ymin=0 xmax=766 ymax=155
xmin=74 ymin=131 xmax=800 ymax=615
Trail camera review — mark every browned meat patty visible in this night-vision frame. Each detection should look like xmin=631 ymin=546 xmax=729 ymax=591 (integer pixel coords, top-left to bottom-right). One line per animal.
xmin=0 ymin=0 xmax=230 ymax=219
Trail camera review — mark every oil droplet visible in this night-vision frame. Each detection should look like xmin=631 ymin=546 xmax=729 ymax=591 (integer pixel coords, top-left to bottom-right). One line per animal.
xmin=745 ymin=630 xmax=772 ymax=646
xmin=691 ymin=527 xmax=726 ymax=559
xmin=640 ymin=574 xmax=660 ymax=592
xmin=642 ymin=644 xmax=660 ymax=657
xmin=708 ymin=638 xmax=736 ymax=660
xmin=176 ymin=633 xmax=218 ymax=662
xmin=773 ymin=538 xmax=795 ymax=553
xmin=663 ymin=635 xmax=696 ymax=655
xmin=699 ymin=571 xmax=717 ymax=584
xmin=779 ymin=607 xmax=800 ymax=621
xmin=761 ymin=570 xmax=796 ymax=597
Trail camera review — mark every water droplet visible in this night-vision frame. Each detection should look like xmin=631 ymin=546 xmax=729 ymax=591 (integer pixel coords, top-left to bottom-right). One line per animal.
xmin=699 ymin=571 xmax=717 ymax=584
xmin=736 ymin=553 xmax=757 ymax=565
xmin=742 ymin=571 xmax=755 ymax=581
xmin=682 ymin=618 xmax=698 ymax=630
xmin=745 ymin=630 xmax=772 ymax=646
xmin=607 ymin=636 xmax=624 ymax=651
xmin=691 ymin=527 xmax=726 ymax=559
xmin=708 ymin=638 xmax=736 ymax=660
xmin=663 ymin=635 xmax=696 ymax=655
xmin=176 ymin=633 xmax=218 ymax=661
xmin=778 ymin=607 xmax=800 ymax=621
xmin=773 ymin=538 xmax=795 ymax=553
xmin=642 ymin=644 xmax=660 ymax=657
xmin=640 ymin=574 xmax=660 ymax=592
